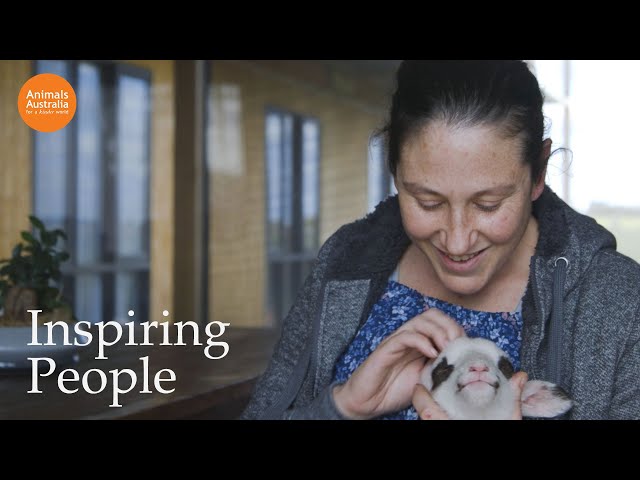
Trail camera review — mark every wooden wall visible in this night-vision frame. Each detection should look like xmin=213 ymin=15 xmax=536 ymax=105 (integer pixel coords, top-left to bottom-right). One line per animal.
xmin=0 ymin=61 xmax=33 ymax=260
xmin=208 ymin=60 xmax=387 ymax=327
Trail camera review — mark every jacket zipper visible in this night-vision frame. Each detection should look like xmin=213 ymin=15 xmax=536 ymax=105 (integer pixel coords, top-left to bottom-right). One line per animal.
xmin=529 ymin=258 xmax=544 ymax=380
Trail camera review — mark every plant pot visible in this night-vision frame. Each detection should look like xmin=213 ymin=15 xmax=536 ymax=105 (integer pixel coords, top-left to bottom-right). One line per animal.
xmin=0 ymin=322 xmax=80 ymax=371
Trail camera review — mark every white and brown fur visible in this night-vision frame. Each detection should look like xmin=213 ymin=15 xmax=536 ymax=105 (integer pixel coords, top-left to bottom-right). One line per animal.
xmin=420 ymin=337 xmax=573 ymax=420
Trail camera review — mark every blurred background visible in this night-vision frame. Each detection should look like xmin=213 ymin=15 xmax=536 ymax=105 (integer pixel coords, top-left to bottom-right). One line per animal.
xmin=1 ymin=60 xmax=639 ymax=417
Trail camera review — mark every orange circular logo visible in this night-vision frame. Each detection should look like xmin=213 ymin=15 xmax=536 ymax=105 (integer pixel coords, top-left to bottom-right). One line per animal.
xmin=17 ymin=73 xmax=77 ymax=132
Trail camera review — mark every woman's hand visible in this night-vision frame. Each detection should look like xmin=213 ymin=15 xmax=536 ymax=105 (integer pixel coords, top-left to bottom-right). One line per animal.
xmin=332 ymin=307 xmax=465 ymax=420
xmin=412 ymin=371 xmax=530 ymax=420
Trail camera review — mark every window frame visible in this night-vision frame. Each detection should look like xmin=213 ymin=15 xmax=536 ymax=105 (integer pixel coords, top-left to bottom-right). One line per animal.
xmin=264 ymin=106 xmax=321 ymax=327
xmin=32 ymin=60 xmax=152 ymax=323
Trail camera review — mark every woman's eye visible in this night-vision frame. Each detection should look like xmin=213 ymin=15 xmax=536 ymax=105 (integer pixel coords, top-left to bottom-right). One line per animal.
xmin=475 ymin=203 xmax=500 ymax=212
xmin=419 ymin=202 xmax=443 ymax=211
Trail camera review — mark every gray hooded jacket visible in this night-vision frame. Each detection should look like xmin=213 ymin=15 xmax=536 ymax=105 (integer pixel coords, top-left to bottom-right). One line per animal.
xmin=241 ymin=187 xmax=640 ymax=420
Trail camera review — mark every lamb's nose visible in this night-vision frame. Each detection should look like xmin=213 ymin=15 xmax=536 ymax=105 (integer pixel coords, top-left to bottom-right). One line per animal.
xmin=469 ymin=363 xmax=489 ymax=373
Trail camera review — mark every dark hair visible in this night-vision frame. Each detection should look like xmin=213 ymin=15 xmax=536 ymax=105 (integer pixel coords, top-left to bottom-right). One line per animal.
xmin=382 ymin=60 xmax=546 ymax=183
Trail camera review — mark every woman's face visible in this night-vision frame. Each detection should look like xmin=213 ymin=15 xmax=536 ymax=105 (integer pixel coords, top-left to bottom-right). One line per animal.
xmin=395 ymin=121 xmax=546 ymax=298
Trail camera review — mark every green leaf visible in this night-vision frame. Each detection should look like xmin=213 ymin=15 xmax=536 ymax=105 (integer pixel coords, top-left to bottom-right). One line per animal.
xmin=29 ymin=215 xmax=45 ymax=232
xmin=41 ymin=231 xmax=55 ymax=247
xmin=57 ymin=252 xmax=70 ymax=262
xmin=11 ymin=244 xmax=23 ymax=259
xmin=21 ymin=231 xmax=37 ymax=245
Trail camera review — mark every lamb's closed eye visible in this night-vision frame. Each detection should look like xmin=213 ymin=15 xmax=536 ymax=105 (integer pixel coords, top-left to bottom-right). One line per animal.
xmin=420 ymin=337 xmax=573 ymax=420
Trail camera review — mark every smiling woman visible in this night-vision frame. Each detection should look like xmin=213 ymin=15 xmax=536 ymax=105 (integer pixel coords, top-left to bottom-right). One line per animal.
xmin=240 ymin=60 xmax=640 ymax=421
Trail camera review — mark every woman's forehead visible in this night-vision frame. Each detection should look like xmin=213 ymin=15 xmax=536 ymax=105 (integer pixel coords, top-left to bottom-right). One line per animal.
xmin=399 ymin=123 xmax=527 ymax=182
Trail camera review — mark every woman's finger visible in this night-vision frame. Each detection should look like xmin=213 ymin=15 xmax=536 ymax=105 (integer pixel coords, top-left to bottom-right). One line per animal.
xmin=381 ymin=330 xmax=440 ymax=359
xmin=420 ymin=308 xmax=466 ymax=341
xmin=509 ymin=371 xmax=528 ymax=420
xmin=391 ymin=307 xmax=467 ymax=358
xmin=412 ymin=383 xmax=449 ymax=420
xmin=399 ymin=316 xmax=451 ymax=352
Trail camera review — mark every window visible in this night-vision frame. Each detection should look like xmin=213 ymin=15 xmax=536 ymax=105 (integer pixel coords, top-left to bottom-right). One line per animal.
xmin=33 ymin=60 xmax=151 ymax=324
xmin=368 ymin=136 xmax=396 ymax=212
xmin=531 ymin=60 xmax=640 ymax=262
xmin=265 ymin=109 xmax=320 ymax=326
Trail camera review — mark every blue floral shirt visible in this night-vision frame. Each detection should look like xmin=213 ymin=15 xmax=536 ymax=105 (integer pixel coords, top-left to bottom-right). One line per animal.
xmin=332 ymin=280 xmax=523 ymax=420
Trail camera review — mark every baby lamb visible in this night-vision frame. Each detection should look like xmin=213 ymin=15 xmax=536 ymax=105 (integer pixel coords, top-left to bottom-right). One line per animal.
xmin=420 ymin=337 xmax=573 ymax=420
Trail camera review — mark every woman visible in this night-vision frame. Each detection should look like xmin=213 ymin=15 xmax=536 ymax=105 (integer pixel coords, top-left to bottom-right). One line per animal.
xmin=241 ymin=60 xmax=640 ymax=420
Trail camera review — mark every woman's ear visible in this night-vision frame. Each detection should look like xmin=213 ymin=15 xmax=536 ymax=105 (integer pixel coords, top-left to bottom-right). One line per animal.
xmin=531 ymin=139 xmax=552 ymax=201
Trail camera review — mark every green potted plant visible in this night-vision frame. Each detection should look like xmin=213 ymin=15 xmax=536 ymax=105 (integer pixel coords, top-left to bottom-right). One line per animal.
xmin=0 ymin=215 xmax=73 ymax=327
xmin=0 ymin=216 xmax=78 ymax=369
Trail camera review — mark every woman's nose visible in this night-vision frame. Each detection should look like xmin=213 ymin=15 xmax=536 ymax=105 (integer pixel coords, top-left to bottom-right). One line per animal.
xmin=442 ymin=211 xmax=474 ymax=254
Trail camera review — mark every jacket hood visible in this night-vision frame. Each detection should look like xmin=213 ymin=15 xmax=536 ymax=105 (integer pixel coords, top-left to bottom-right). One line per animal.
xmin=532 ymin=186 xmax=617 ymax=292
xmin=329 ymin=195 xmax=410 ymax=280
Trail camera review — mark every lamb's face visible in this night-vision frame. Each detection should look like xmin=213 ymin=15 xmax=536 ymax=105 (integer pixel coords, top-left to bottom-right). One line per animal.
xmin=423 ymin=337 xmax=514 ymax=409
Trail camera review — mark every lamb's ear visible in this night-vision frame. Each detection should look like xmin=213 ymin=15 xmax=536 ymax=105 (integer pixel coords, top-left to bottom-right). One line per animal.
xmin=520 ymin=380 xmax=573 ymax=418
